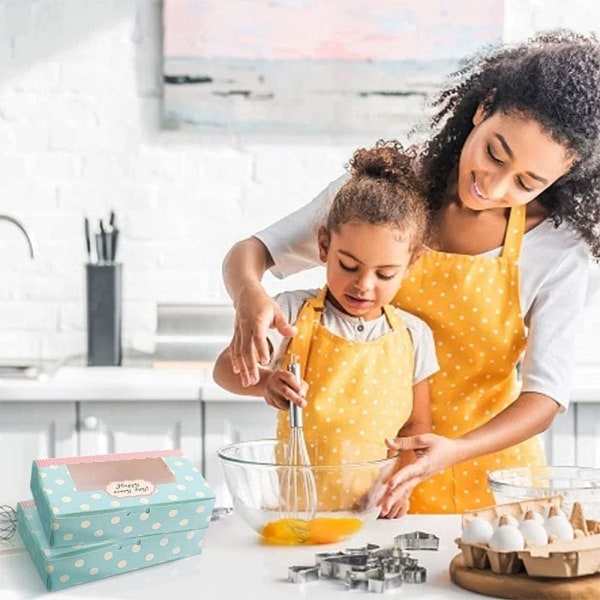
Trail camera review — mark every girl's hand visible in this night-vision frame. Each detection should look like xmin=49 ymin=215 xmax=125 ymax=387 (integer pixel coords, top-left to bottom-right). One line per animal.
xmin=230 ymin=284 xmax=297 ymax=386
xmin=263 ymin=370 xmax=308 ymax=411
xmin=379 ymin=489 xmax=410 ymax=519
xmin=384 ymin=434 xmax=464 ymax=500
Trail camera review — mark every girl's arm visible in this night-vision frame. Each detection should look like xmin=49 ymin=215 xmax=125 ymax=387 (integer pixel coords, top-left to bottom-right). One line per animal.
xmin=379 ymin=379 xmax=431 ymax=518
xmin=396 ymin=378 xmax=432 ymax=438
xmin=212 ymin=345 xmax=272 ymax=397
xmin=213 ymin=344 xmax=307 ymax=410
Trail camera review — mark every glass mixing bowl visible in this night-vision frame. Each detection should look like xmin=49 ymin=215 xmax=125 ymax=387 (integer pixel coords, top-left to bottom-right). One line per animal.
xmin=487 ymin=465 xmax=600 ymax=520
xmin=217 ymin=438 xmax=399 ymax=545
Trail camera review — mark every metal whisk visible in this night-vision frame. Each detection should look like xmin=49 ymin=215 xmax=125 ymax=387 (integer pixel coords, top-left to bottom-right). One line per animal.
xmin=0 ymin=505 xmax=17 ymax=541
xmin=280 ymin=355 xmax=317 ymax=521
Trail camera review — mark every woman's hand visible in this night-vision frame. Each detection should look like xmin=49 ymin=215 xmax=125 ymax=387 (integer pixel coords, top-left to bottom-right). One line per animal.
xmin=263 ymin=370 xmax=308 ymax=411
xmin=384 ymin=434 xmax=466 ymax=500
xmin=230 ymin=283 xmax=297 ymax=386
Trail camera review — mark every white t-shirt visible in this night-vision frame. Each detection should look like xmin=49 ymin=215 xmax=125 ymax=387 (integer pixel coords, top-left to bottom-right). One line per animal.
xmin=256 ymin=174 xmax=591 ymax=410
xmin=268 ymin=289 xmax=440 ymax=385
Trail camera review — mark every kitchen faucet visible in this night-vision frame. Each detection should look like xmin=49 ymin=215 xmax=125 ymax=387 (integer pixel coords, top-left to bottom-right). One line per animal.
xmin=0 ymin=214 xmax=34 ymax=258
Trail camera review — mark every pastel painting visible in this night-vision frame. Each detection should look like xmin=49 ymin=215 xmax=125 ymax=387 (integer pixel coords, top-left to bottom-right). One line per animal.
xmin=163 ymin=0 xmax=503 ymax=135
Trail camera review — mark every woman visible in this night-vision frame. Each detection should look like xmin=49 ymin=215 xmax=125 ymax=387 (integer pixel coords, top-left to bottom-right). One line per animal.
xmin=221 ymin=30 xmax=600 ymax=514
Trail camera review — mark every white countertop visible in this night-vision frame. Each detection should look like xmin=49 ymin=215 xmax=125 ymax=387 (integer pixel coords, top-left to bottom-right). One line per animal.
xmin=0 ymin=357 xmax=600 ymax=402
xmin=0 ymin=513 xmax=496 ymax=600
xmin=0 ymin=360 xmax=261 ymax=402
xmin=0 ymin=361 xmax=598 ymax=403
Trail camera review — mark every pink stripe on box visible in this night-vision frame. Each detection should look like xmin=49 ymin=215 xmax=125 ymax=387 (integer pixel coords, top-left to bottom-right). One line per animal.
xmin=19 ymin=500 xmax=35 ymax=508
xmin=35 ymin=449 xmax=183 ymax=467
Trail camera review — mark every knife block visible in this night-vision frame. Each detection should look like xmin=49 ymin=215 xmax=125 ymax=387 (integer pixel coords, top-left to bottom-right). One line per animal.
xmin=86 ymin=263 xmax=122 ymax=366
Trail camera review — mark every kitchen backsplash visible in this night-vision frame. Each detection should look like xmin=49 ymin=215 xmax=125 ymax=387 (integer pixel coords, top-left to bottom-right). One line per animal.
xmin=0 ymin=0 xmax=599 ymax=364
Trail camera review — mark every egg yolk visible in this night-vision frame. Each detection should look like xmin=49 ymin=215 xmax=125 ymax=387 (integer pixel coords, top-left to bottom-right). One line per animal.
xmin=261 ymin=517 xmax=363 ymax=545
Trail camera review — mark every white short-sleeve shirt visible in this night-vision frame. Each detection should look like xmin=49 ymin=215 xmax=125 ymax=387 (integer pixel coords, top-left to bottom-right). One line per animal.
xmin=268 ymin=289 xmax=440 ymax=385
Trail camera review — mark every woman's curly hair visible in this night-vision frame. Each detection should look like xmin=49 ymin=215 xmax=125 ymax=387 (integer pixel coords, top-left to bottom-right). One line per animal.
xmin=418 ymin=29 xmax=600 ymax=257
xmin=325 ymin=140 xmax=429 ymax=251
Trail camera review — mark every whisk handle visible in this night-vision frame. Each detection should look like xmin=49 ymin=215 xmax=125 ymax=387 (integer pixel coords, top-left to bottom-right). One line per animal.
xmin=287 ymin=358 xmax=303 ymax=428
xmin=290 ymin=402 xmax=303 ymax=428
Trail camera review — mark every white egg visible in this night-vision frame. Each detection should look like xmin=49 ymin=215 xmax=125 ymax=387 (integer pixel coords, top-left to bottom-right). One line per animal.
xmin=489 ymin=524 xmax=525 ymax=552
xmin=519 ymin=519 xmax=548 ymax=547
xmin=544 ymin=506 xmax=567 ymax=521
xmin=545 ymin=515 xmax=574 ymax=541
xmin=493 ymin=514 xmax=519 ymax=528
xmin=520 ymin=510 xmax=544 ymax=524
xmin=461 ymin=517 xmax=494 ymax=544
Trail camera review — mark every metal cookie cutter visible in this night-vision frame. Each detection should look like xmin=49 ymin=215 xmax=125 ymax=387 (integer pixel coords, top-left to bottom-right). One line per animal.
xmin=344 ymin=543 xmax=380 ymax=555
xmin=329 ymin=554 xmax=377 ymax=579
xmin=288 ymin=565 xmax=319 ymax=583
xmin=345 ymin=566 xmax=382 ymax=589
xmin=315 ymin=551 xmax=345 ymax=578
xmin=403 ymin=565 xmax=427 ymax=584
xmin=367 ymin=570 xmax=403 ymax=593
xmin=394 ymin=530 xmax=440 ymax=551
xmin=289 ymin=536 xmax=431 ymax=590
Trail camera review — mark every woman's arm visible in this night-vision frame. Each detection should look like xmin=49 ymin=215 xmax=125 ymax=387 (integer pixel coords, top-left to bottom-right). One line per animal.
xmin=222 ymin=237 xmax=297 ymax=386
xmin=222 ymin=175 xmax=346 ymax=387
xmin=385 ymin=391 xmax=560 ymax=499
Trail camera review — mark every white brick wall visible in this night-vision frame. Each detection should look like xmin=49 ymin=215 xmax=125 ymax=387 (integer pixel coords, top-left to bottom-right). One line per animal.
xmin=0 ymin=0 xmax=598 ymax=363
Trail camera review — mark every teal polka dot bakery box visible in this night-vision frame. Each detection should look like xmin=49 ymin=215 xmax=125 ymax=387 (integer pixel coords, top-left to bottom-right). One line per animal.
xmin=18 ymin=500 xmax=209 ymax=592
xmin=18 ymin=449 xmax=216 ymax=590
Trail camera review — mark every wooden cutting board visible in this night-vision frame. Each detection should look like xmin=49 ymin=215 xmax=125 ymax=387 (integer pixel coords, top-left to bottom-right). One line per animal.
xmin=449 ymin=554 xmax=600 ymax=599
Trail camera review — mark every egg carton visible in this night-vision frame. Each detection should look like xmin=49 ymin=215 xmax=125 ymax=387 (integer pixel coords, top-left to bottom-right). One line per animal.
xmin=455 ymin=496 xmax=600 ymax=578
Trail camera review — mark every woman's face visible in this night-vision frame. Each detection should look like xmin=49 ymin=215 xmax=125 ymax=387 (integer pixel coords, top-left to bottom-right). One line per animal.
xmin=457 ymin=106 xmax=575 ymax=211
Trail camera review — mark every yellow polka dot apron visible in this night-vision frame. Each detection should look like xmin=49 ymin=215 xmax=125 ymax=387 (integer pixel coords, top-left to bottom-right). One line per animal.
xmin=276 ymin=286 xmax=414 ymax=511
xmin=394 ymin=205 xmax=546 ymax=514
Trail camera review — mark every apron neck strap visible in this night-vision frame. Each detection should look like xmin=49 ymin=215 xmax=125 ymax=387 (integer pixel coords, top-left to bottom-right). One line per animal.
xmin=382 ymin=303 xmax=403 ymax=330
xmin=501 ymin=205 xmax=526 ymax=260
xmin=285 ymin=286 xmax=327 ymax=379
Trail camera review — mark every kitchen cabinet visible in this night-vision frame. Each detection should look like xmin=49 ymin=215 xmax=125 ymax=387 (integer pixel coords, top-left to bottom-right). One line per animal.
xmin=78 ymin=400 xmax=202 ymax=464
xmin=201 ymin=399 xmax=276 ymax=506
xmin=574 ymin=404 xmax=600 ymax=467
xmin=0 ymin=402 xmax=77 ymax=507
xmin=542 ymin=403 xmax=600 ymax=468
xmin=0 ymin=399 xmax=202 ymax=508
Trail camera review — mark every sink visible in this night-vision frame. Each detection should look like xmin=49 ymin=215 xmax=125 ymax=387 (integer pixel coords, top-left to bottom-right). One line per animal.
xmin=0 ymin=359 xmax=65 ymax=381
xmin=0 ymin=364 xmax=43 ymax=380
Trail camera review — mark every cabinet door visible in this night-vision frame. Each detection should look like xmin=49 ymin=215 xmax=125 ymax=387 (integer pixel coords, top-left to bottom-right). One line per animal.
xmin=575 ymin=403 xmax=600 ymax=467
xmin=541 ymin=409 xmax=576 ymax=466
xmin=0 ymin=402 xmax=77 ymax=507
xmin=202 ymin=400 xmax=276 ymax=507
xmin=78 ymin=401 xmax=202 ymax=470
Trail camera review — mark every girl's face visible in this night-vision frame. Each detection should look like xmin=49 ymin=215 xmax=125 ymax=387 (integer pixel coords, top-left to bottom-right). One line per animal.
xmin=318 ymin=221 xmax=414 ymax=321
xmin=457 ymin=106 xmax=575 ymax=211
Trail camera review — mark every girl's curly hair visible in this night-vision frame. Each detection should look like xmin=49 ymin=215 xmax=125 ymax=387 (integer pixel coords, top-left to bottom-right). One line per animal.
xmin=325 ymin=140 xmax=429 ymax=251
xmin=418 ymin=29 xmax=600 ymax=257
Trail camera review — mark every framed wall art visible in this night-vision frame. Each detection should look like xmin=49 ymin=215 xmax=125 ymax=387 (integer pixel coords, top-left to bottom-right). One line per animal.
xmin=163 ymin=0 xmax=503 ymax=136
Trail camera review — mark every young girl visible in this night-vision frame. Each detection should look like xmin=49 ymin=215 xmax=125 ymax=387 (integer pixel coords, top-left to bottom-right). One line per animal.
xmin=213 ymin=141 xmax=439 ymax=518
xmin=221 ymin=30 xmax=600 ymax=514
